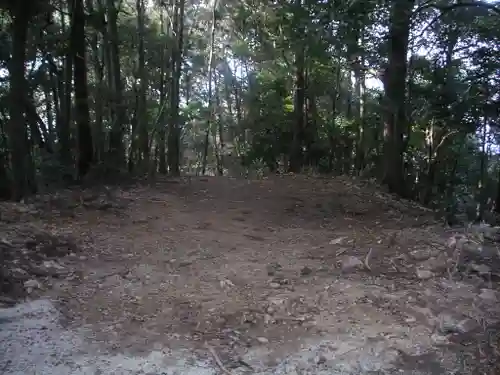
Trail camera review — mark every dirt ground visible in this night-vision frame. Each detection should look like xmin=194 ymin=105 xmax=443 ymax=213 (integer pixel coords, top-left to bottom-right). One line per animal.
xmin=2 ymin=175 xmax=500 ymax=374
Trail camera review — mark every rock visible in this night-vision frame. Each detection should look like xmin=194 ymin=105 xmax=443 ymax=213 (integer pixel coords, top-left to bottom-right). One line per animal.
xmin=24 ymin=279 xmax=42 ymax=293
xmin=409 ymin=249 xmax=433 ymax=261
xmin=316 ymin=355 xmax=327 ymax=365
xmin=469 ymin=224 xmax=500 ymax=242
xmin=470 ymin=263 xmax=491 ymax=275
xmin=300 ymin=266 xmax=313 ymax=276
xmin=437 ymin=313 xmax=460 ymax=334
xmin=266 ymin=262 xmax=282 ymax=276
xmin=9 ymin=267 xmax=29 ymax=280
xmin=330 ymin=237 xmax=347 ymax=245
xmin=269 ymin=282 xmax=280 ymax=289
xmin=256 ymin=337 xmax=269 ymax=344
xmin=341 ymin=256 xmax=363 ymax=272
xmin=437 ymin=313 xmax=478 ymax=335
xmin=420 ymin=254 xmax=449 ymax=272
xmin=416 ymin=269 xmax=434 ymax=280
xmin=455 ymin=237 xmax=482 ymax=254
xmin=30 ymin=260 xmax=67 ymax=278
xmin=431 ymin=333 xmax=449 ymax=345
xmin=43 ymin=260 xmax=66 ymax=271
xmin=479 ymin=288 xmax=497 ymax=301
xmin=457 ymin=318 xmax=479 ymax=334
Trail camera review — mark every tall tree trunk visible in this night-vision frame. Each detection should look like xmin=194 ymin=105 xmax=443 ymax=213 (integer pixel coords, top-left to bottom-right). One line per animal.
xmin=58 ymin=3 xmax=73 ymax=173
xmin=86 ymin=0 xmax=105 ymax=162
xmin=289 ymin=0 xmax=305 ymax=174
xmin=214 ymin=75 xmax=224 ymax=175
xmin=136 ymin=0 xmax=149 ymax=170
xmin=201 ymin=0 xmax=218 ymax=175
xmin=106 ymin=0 xmax=126 ymax=167
xmin=354 ymin=62 xmax=366 ymax=173
xmin=495 ymin=165 xmax=500 ymax=215
xmin=167 ymin=0 xmax=185 ymax=176
xmin=158 ymin=9 xmax=168 ymax=174
xmin=70 ymin=0 xmax=94 ymax=179
xmin=381 ymin=0 xmax=414 ymax=197
xmin=5 ymin=3 xmax=34 ymax=200
xmin=477 ymin=117 xmax=488 ymax=221
xmin=44 ymin=74 xmax=55 ymax=146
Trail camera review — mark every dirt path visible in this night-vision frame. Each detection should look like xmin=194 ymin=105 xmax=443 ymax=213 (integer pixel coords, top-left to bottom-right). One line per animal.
xmin=2 ymin=175 xmax=500 ymax=374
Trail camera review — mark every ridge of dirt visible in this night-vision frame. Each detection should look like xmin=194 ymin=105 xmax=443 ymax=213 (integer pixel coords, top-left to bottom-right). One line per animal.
xmin=1 ymin=175 xmax=500 ymax=374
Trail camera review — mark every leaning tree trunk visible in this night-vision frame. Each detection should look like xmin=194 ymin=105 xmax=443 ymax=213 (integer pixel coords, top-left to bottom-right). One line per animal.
xmin=70 ymin=0 xmax=94 ymax=179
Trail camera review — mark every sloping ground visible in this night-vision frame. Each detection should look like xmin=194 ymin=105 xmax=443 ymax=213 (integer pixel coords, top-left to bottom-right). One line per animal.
xmin=1 ymin=175 xmax=500 ymax=374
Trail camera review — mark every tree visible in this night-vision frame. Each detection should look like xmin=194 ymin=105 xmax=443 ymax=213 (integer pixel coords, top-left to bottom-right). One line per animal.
xmin=0 ymin=0 xmax=499 ymax=224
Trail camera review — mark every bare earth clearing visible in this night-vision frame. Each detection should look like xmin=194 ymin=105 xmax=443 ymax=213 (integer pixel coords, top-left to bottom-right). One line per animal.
xmin=1 ymin=175 xmax=500 ymax=374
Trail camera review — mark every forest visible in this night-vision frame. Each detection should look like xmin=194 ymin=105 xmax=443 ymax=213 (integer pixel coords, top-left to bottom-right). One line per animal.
xmin=0 ymin=0 xmax=499 ymax=222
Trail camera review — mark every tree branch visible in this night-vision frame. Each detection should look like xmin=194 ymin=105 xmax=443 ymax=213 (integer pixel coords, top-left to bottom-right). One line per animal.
xmin=415 ymin=0 xmax=500 ymax=16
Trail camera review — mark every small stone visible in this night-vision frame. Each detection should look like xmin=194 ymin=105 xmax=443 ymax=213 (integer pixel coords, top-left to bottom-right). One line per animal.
xmin=266 ymin=262 xmax=282 ymax=276
xmin=421 ymin=254 xmax=449 ymax=272
xmin=10 ymin=267 xmax=29 ymax=280
xmin=24 ymin=279 xmax=42 ymax=291
xmin=330 ymin=237 xmax=347 ymax=245
xmin=269 ymin=282 xmax=280 ymax=289
xmin=42 ymin=260 xmax=65 ymax=271
xmin=404 ymin=316 xmax=417 ymax=323
xmin=300 ymin=266 xmax=313 ymax=276
xmin=409 ymin=249 xmax=432 ymax=261
xmin=256 ymin=337 xmax=269 ymax=344
xmin=455 ymin=237 xmax=482 ymax=254
xmin=436 ymin=313 xmax=477 ymax=334
xmin=437 ymin=313 xmax=459 ymax=334
xmin=479 ymin=288 xmax=497 ymax=301
xmin=264 ymin=314 xmax=273 ymax=324
xmin=79 ymin=255 xmax=87 ymax=261
xmin=316 ymin=355 xmax=327 ymax=365
xmin=457 ymin=318 xmax=479 ymax=334
xmin=341 ymin=256 xmax=363 ymax=272
xmin=471 ymin=263 xmax=491 ymax=275
xmin=431 ymin=333 xmax=449 ymax=345
xmin=416 ymin=269 xmax=434 ymax=280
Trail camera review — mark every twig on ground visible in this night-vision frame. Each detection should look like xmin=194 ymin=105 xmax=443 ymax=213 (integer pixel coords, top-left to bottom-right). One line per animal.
xmin=336 ymin=248 xmax=348 ymax=257
xmin=389 ymin=258 xmax=400 ymax=272
xmin=205 ymin=342 xmax=236 ymax=375
xmin=364 ymin=248 xmax=373 ymax=271
xmin=273 ymin=315 xmax=308 ymax=322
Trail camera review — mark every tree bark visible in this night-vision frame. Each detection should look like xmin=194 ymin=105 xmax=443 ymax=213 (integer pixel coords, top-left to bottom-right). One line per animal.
xmin=106 ymin=0 xmax=126 ymax=167
xmin=5 ymin=2 xmax=33 ymax=200
xmin=70 ymin=0 xmax=94 ymax=179
xmin=201 ymin=0 xmax=218 ymax=175
xmin=167 ymin=0 xmax=185 ymax=176
xmin=136 ymin=0 xmax=149 ymax=170
xmin=289 ymin=9 xmax=305 ymax=174
xmin=381 ymin=0 xmax=415 ymax=197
